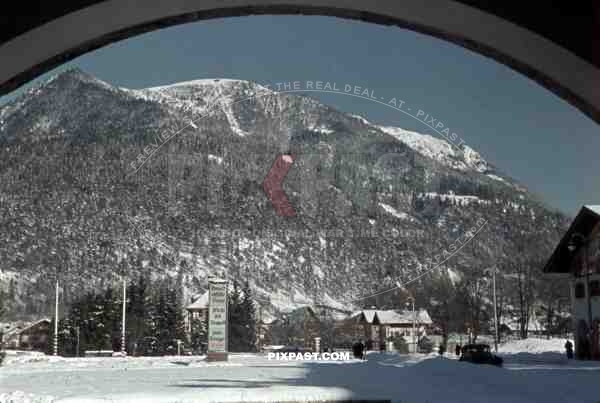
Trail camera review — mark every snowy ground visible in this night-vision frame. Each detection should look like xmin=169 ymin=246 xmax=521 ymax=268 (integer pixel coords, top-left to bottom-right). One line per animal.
xmin=1 ymin=341 xmax=599 ymax=403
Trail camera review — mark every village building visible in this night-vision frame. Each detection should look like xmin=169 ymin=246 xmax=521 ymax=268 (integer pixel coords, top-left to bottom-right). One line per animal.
xmin=0 ymin=318 xmax=51 ymax=351
xmin=257 ymin=312 xmax=276 ymax=350
xmin=266 ymin=305 xmax=352 ymax=351
xmin=184 ymin=291 xmax=209 ymax=335
xmin=270 ymin=306 xmax=321 ymax=349
xmin=345 ymin=309 xmax=433 ymax=352
xmin=543 ymin=205 xmax=600 ymax=360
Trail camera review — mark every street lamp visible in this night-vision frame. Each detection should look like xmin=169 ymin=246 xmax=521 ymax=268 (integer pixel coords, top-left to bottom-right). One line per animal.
xmin=54 ymin=277 xmax=59 ymax=356
xmin=114 ymin=251 xmax=128 ymax=356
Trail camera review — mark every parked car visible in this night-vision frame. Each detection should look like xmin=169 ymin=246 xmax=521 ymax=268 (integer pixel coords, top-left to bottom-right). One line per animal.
xmin=459 ymin=344 xmax=503 ymax=367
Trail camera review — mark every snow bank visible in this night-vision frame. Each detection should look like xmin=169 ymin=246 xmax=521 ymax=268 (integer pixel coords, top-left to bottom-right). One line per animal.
xmin=3 ymin=354 xmax=66 ymax=366
xmin=498 ymin=338 xmax=565 ymax=354
xmin=0 ymin=391 xmax=54 ymax=403
xmin=497 ymin=338 xmax=570 ymax=365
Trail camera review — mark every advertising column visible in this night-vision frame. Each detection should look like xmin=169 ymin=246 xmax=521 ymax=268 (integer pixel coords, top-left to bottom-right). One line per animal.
xmin=207 ymin=277 xmax=228 ymax=361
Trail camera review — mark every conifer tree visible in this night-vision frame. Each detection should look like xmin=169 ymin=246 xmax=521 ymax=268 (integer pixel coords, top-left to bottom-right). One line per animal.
xmin=241 ymin=280 xmax=257 ymax=352
xmin=228 ymin=281 xmax=244 ymax=352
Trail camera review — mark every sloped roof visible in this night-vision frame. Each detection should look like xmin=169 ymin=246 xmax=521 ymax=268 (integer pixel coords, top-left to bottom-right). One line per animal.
xmin=349 ymin=309 xmax=432 ymax=325
xmin=186 ymin=291 xmax=209 ymax=310
xmin=16 ymin=318 xmax=51 ymax=334
xmin=1 ymin=321 xmax=30 ymax=336
xmin=361 ymin=310 xmax=378 ymax=324
xmin=1 ymin=318 xmax=50 ymax=337
xmin=543 ymin=205 xmax=600 ymax=273
xmin=378 ymin=309 xmax=433 ymax=325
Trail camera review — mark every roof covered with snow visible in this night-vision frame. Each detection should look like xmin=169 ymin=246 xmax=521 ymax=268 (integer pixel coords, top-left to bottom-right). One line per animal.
xmin=185 ymin=291 xmax=209 ymax=310
xmin=349 ymin=309 xmax=432 ymax=325
xmin=1 ymin=318 xmax=51 ymax=337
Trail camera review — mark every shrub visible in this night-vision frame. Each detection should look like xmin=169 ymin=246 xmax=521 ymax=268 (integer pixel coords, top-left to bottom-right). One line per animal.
xmin=390 ymin=336 xmax=409 ymax=354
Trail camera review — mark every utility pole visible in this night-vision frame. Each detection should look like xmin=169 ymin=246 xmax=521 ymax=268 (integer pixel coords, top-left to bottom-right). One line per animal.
xmin=258 ymin=305 xmax=263 ymax=353
xmin=54 ymin=279 xmax=59 ymax=356
xmin=121 ymin=277 xmax=127 ymax=355
xmin=483 ymin=266 xmax=499 ymax=352
xmin=492 ymin=267 xmax=499 ymax=353
xmin=484 ymin=267 xmax=500 ymax=352
xmin=412 ymin=298 xmax=416 ymax=353
xmin=76 ymin=326 xmax=80 ymax=357
xmin=407 ymin=296 xmax=416 ymax=353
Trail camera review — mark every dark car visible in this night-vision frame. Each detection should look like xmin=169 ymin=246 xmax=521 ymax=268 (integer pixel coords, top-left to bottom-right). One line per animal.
xmin=459 ymin=343 xmax=503 ymax=367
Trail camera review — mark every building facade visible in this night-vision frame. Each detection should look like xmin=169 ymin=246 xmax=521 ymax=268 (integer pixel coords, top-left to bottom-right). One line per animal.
xmin=1 ymin=318 xmax=51 ymax=351
xmin=184 ymin=291 xmax=209 ymax=336
xmin=346 ymin=309 xmax=433 ymax=352
xmin=543 ymin=205 xmax=600 ymax=360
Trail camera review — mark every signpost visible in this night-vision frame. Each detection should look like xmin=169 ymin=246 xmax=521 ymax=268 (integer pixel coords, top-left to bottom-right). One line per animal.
xmin=207 ymin=277 xmax=228 ymax=361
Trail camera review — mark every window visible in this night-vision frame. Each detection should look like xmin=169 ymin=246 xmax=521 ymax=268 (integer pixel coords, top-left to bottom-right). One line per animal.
xmin=575 ymin=282 xmax=585 ymax=298
xmin=589 ymin=280 xmax=600 ymax=297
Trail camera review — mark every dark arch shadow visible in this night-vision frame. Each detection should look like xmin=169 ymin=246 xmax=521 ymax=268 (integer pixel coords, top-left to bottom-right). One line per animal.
xmin=1 ymin=2 xmax=599 ymax=125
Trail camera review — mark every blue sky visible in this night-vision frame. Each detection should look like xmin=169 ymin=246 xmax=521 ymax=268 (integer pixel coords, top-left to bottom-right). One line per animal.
xmin=1 ymin=15 xmax=598 ymax=215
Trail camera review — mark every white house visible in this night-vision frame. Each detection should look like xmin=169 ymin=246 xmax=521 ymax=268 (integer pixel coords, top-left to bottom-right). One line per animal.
xmin=348 ymin=309 xmax=433 ymax=352
xmin=184 ymin=291 xmax=209 ymax=334
xmin=543 ymin=205 xmax=600 ymax=359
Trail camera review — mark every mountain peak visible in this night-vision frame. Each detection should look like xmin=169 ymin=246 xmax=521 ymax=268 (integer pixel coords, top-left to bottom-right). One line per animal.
xmin=46 ymin=68 xmax=114 ymax=90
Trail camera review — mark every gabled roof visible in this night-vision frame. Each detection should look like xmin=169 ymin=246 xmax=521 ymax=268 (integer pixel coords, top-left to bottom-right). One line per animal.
xmin=362 ymin=310 xmax=377 ymax=324
xmin=378 ymin=309 xmax=433 ymax=325
xmin=1 ymin=318 xmax=50 ymax=337
xmin=349 ymin=309 xmax=432 ymax=325
xmin=185 ymin=291 xmax=209 ymax=310
xmin=543 ymin=205 xmax=600 ymax=273
xmin=17 ymin=318 xmax=51 ymax=334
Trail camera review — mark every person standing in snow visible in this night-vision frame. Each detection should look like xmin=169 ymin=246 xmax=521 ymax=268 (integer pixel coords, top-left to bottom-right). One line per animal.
xmin=455 ymin=344 xmax=462 ymax=356
xmin=565 ymin=340 xmax=574 ymax=359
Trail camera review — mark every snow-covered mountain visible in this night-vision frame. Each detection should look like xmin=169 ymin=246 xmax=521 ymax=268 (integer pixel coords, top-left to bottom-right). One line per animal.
xmin=378 ymin=126 xmax=489 ymax=174
xmin=0 ymin=68 xmax=568 ymax=321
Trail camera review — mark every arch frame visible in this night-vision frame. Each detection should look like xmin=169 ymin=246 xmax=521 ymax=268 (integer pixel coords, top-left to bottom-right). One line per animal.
xmin=0 ymin=0 xmax=599 ymax=124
